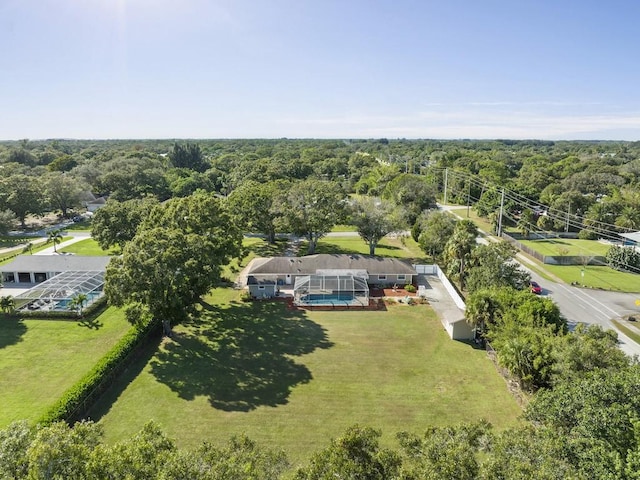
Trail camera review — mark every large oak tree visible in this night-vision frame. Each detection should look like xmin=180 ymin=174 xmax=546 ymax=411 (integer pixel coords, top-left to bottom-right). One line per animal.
xmin=105 ymin=191 xmax=241 ymax=334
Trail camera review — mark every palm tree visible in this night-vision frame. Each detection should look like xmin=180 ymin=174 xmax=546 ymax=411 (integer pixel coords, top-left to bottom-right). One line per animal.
xmin=48 ymin=229 xmax=63 ymax=253
xmin=616 ymin=206 xmax=640 ymax=231
xmin=69 ymin=293 xmax=89 ymax=317
xmin=444 ymin=222 xmax=478 ymax=290
xmin=517 ymin=209 xmax=534 ymax=238
xmin=22 ymin=242 xmax=33 ymax=255
xmin=0 ymin=296 xmax=15 ymax=314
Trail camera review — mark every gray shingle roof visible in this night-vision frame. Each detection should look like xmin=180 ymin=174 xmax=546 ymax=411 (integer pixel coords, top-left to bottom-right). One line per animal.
xmin=247 ymin=254 xmax=416 ymax=276
xmin=0 ymin=255 xmax=111 ymax=272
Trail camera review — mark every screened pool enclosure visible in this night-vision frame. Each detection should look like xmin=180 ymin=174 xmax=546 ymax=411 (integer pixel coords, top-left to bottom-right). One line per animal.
xmin=15 ymin=270 xmax=105 ymax=312
xmin=293 ymin=274 xmax=369 ymax=307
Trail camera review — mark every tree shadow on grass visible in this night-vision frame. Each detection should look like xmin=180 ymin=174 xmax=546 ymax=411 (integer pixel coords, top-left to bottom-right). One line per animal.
xmin=150 ymin=301 xmax=333 ymax=412
xmin=86 ymin=332 xmax=163 ymax=422
xmin=76 ymin=318 xmax=104 ymax=330
xmin=308 ymin=242 xmax=402 ymax=256
xmin=0 ymin=316 xmax=27 ymax=349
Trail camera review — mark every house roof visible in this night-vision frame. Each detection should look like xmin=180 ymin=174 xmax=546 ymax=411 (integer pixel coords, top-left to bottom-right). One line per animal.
xmin=0 ymin=255 xmax=111 ymax=272
xmin=246 ymin=254 xmax=416 ymax=276
xmin=619 ymin=232 xmax=640 ymax=244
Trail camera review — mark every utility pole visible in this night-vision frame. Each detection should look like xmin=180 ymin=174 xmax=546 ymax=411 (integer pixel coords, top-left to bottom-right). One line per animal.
xmin=497 ymin=188 xmax=505 ymax=237
xmin=565 ymin=201 xmax=571 ymax=233
xmin=443 ymin=168 xmax=448 ymax=205
xmin=467 ymin=180 xmax=471 ymax=217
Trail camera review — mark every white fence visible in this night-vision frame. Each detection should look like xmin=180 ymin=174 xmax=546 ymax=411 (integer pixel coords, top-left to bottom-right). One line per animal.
xmin=413 ymin=264 xmax=437 ymax=275
xmin=413 ymin=264 xmax=466 ymax=310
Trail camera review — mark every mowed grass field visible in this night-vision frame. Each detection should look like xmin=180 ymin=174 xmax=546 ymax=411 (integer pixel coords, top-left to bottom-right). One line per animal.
xmin=59 ymin=238 xmax=119 ymax=256
xmin=307 ymin=235 xmax=428 ymax=262
xmin=90 ymin=288 xmax=522 ymax=467
xmin=0 ymin=307 xmax=131 ymax=426
xmin=518 ymin=238 xmax=610 ymax=257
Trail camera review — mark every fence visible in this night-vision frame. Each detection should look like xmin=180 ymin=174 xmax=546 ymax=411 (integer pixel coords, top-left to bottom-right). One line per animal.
xmin=413 ymin=264 xmax=465 ymax=310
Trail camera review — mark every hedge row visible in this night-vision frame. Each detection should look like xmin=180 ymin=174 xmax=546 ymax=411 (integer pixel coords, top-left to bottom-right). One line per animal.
xmin=38 ymin=315 xmax=161 ymax=425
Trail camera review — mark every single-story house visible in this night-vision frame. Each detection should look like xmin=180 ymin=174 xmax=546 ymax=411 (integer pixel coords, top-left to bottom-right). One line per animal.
xmin=0 ymin=255 xmax=111 ymax=285
xmin=245 ymin=254 xmax=417 ymax=300
xmin=1 ymin=255 xmax=111 ymax=312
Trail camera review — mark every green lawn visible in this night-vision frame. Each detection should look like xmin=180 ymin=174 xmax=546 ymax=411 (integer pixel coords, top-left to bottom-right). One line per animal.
xmin=90 ymin=288 xmax=522 ymax=467
xmin=0 ymin=307 xmax=132 ymax=426
xmin=612 ymin=319 xmax=640 ymax=344
xmin=448 ymin=207 xmax=494 ymax=233
xmin=223 ymin=237 xmax=288 ymax=282
xmin=330 ymin=224 xmax=357 ymax=232
xmin=305 ymin=235 xmax=428 ymax=263
xmin=519 ymin=238 xmax=610 ymax=257
xmin=544 ymin=264 xmax=640 ymax=292
xmin=63 ymin=219 xmax=92 ymax=231
xmin=60 ymin=238 xmax=118 ymax=256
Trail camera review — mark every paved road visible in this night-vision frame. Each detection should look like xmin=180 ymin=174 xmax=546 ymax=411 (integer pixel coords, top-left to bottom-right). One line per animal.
xmin=530 ymin=271 xmax=640 ymax=356
xmin=439 ymin=203 xmax=640 ymax=356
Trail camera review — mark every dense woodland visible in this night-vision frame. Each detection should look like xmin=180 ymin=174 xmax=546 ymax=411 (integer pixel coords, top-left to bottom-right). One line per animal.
xmin=2 ymin=138 xmax=640 ymax=478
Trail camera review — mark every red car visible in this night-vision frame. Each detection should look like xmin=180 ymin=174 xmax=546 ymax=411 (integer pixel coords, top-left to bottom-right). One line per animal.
xmin=529 ymin=281 xmax=542 ymax=294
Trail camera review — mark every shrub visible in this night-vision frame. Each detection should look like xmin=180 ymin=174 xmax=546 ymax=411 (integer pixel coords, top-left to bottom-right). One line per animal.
xmin=578 ymin=229 xmax=598 ymax=240
xmin=606 ymin=245 xmax=640 ymax=272
xmin=404 ymin=284 xmax=416 ymax=293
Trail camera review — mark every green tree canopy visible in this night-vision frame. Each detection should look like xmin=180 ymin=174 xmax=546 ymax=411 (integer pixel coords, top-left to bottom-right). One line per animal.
xmin=465 ymin=242 xmax=530 ymax=294
xmin=169 ymin=142 xmax=208 ymax=172
xmin=381 ymin=173 xmax=437 ymax=225
xmin=226 ymin=179 xmax=288 ymax=243
xmin=105 ymin=191 xmax=242 ymax=334
xmin=44 ymin=172 xmax=84 ymax=218
xmin=295 ymin=425 xmax=401 ymax=480
xmin=91 ymin=197 xmax=158 ymax=251
xmin=276 ymin=179 xmax=347 ymax=254
xmin=349 ymin=197 xmax=405 ymax=255
xmin=415 ymin=210 xmax=456 ymax=260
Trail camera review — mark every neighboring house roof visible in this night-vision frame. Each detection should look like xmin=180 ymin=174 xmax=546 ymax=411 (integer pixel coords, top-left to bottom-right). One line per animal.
xmin=619 ymin=232 xmax=640 ymax=244
xmin=0 ymin=255 xmax=111 ymax=272
xmin=87 ymin=197 xmax=107 ymax=206
xmin=246 ymin=254 xmax=416 ymax=276
xmin=79 ymin=191 xmax=97 ymax=204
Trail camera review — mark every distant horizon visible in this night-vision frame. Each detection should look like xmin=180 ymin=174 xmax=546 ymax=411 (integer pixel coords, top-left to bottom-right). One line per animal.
xmin=0 ymin=136 xmax=636 ymax=143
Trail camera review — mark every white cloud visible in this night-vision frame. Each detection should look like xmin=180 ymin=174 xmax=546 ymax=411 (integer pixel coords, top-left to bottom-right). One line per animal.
xmin=272 ymin=104 xmax=640 ymax=140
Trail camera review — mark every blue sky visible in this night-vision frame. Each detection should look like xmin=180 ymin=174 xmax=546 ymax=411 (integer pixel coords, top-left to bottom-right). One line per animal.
xmin=1 ymin=0 xmax=640 ymax=140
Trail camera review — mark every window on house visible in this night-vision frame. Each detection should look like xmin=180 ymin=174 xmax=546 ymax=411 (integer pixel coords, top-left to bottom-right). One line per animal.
xmin=378 ymin=275 xmax=387 ymax=280
xmin=258 ymin=286 xmax=265 ymax=290
xmin=397 ymin=275 xmax=406 ymax=281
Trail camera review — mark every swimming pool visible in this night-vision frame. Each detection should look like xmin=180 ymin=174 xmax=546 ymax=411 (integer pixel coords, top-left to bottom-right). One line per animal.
xmin=297 ymin=292 xmax=364 ymax=306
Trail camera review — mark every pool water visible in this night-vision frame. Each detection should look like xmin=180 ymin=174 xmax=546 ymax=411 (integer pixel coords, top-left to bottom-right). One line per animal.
xmin=299 ymin=293 xmax=361 ymax=306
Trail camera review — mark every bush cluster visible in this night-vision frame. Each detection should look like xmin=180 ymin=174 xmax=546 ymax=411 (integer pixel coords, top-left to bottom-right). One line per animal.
xmin=606 ymin=244 xmax=640 ymax=272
